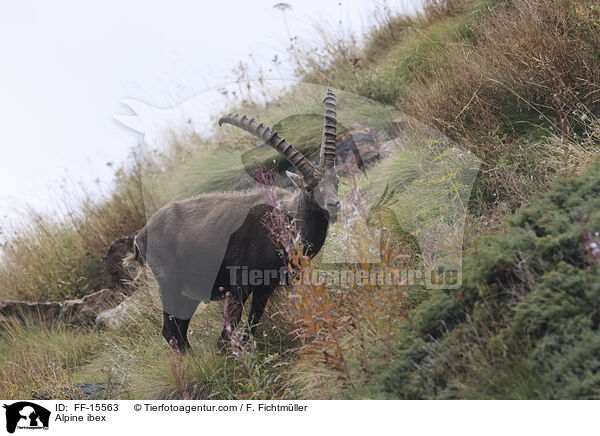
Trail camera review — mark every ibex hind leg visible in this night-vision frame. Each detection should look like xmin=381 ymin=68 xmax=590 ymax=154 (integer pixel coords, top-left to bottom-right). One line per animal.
xmin=155 ymin=267 xmax=199 ymax=352
xmin=161 ymin=310 xmax=192 ymax=352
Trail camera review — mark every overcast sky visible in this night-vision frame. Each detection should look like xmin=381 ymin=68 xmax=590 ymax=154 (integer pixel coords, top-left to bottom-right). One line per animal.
xmin=0 ymin=0 xmax=419 ymax=229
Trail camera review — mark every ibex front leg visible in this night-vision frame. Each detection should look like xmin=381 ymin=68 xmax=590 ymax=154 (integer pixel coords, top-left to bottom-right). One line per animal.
xmin=248 ymin=285 xmax=275 ymax=336
xmin=218 ymin=287 xmax=250 ymax=351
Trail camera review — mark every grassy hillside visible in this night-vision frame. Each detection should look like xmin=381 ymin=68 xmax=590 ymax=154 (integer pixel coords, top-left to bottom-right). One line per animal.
xmin=353 ymin=159 xmax=600 ymax=399
xmin=1 ymin=0 xmax=599 ymax=399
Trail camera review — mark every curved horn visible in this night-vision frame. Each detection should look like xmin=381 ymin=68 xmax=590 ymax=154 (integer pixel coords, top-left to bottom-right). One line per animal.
xmin=219 ymin=113 xmax=316 ymax=184
xmin=319 ymin=88 xmax=337 ymax=170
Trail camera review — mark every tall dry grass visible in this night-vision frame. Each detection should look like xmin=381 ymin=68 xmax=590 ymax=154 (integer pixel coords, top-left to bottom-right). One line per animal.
xmin=402 ymin=0 xmax=600 ymax=214
xmin=406 ymin=0 xmax=600 ymax=141
xmin=294 ymin=0 xmax=600 ymax=220
xmin=0 ymin=318 xmax=101 ymax=398
xmin=0 ymin=155 xmax=146 ymax=301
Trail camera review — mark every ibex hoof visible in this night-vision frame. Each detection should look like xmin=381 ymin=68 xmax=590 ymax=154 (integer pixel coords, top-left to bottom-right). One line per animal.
xmin=216 ymin=337 xmax=228 ymax=353
xmin=168 ymin=337 xmax=190 ymax=353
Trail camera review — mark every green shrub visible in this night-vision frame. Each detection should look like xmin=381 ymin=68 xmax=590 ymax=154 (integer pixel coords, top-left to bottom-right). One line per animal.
xmin=378 ymin=158 xmax=600 ymax=399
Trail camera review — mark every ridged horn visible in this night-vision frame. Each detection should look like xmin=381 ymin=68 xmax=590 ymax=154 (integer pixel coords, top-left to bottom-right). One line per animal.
xmin=319 ymin=88 xmax=337 ymax=170
xmin=219 ymin=113 xmax=315 ymax=183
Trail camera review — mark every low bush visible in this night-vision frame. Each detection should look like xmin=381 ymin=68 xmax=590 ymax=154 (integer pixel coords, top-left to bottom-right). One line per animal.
xmin=377 ymin=158 xmax=600 ymax=399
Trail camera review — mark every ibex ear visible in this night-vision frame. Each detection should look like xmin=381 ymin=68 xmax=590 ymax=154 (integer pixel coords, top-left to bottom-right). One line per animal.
xmin=286 ymin=170 xmax=305 ymax=190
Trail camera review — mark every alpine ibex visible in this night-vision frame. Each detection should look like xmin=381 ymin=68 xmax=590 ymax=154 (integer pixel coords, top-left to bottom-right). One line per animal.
xmin=130 ymin=89 xmax=339 ymax=351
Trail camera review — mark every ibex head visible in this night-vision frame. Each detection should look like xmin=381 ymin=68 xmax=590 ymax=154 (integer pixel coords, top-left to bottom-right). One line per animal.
xmin=219 ymin=88 xmax=340 ymax=221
